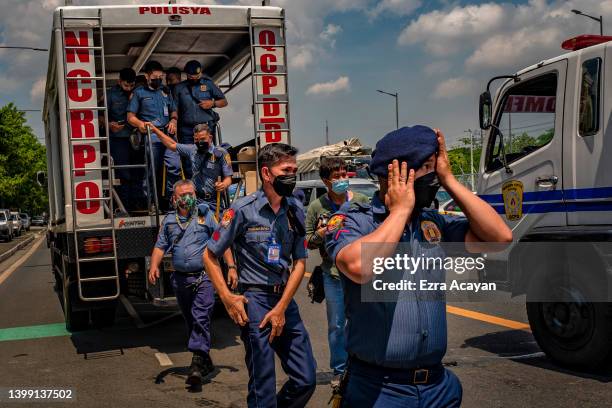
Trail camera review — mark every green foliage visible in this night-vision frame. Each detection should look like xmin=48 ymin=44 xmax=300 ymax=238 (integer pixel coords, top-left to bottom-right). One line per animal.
xmin=0 ymin=103 xmax=48 ymax=215
xmin=447 ymin=135 xmax=482 ymax=175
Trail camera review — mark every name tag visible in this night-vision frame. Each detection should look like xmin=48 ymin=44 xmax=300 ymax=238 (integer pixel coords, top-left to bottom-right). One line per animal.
xmin=266 ymin=237 xmax=281 ymax=265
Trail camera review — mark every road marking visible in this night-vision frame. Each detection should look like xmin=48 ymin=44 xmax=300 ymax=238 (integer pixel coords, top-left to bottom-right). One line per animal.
xmin=155 ymin=352 xmax=173 ymax=366
xmin=0 ymin=234 xmax=45 ymax=287
xmin=0 ymin=323 xmax=70 ymax=342
xmin=446 ymin=305 xmax=531 ymax=331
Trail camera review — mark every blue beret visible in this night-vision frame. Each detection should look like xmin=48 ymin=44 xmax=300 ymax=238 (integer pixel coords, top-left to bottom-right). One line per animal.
xmin=370 ymin=125 xmax=438 ymax=176
xmin=184 ymin=60 xmax=202 ymax=75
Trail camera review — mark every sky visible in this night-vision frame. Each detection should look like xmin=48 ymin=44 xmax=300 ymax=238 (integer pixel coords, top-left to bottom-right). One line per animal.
xmin=0 ymin=0 xmax=611 ymax=154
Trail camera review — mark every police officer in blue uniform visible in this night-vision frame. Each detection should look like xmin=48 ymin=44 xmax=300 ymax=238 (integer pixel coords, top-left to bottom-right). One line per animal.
xmin=148 ymin=123 xmax=232 ymax=213
xmin=325 ymin=126 xmax=513 ymax=407
xmin=203 ymin=143 xmax=317 ymax=408
xmin=148 ymin=179 xmax=237 ymax=386
xmin=127 ymin=60 xmax=182 ymax=210
xmin=174 ymin=60 xmax=228 ymax=179
xmin=106 ymin=67 xmax=138 ymax=211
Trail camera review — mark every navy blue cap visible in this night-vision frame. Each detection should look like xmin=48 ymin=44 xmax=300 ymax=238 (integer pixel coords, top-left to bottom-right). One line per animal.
xmin=369 ymin=125 xmax=438 ymax=176
xmin=184 ymin=60 xmax=202 ymax=75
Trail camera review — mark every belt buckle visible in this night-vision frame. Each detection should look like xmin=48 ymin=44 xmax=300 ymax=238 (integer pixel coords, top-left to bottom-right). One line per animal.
xmin=273 ymin=284 xmax=282 ymax=294
xmin=413 ymin=369 xmax=429 ymax=384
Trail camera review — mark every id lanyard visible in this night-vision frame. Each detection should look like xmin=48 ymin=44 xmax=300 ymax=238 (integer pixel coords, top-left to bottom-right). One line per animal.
xmin=265 ymin=216 xmax=282 ymax=265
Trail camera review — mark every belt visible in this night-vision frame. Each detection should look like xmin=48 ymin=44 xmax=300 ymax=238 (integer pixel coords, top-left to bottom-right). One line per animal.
xmin=349 ymin=356 xmax=444 ymax=385
xmin=174 ymin=270 xmax=203 ymax=276
xmin=239 ymin=283 xmax=286 ymax=295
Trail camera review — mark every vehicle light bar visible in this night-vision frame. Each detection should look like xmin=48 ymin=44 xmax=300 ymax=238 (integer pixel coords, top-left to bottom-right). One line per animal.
xmin=561 ymin=35 xmax=612 ymax=51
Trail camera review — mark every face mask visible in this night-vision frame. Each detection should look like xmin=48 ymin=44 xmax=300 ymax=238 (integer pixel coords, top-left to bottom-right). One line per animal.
xmin=149 ymin=78 xmax=162 ymax=90
xmin=331 ymin=178 xmax=349 ymax=195
xmin=174 ymin=193 xmax=196 ymax=210
xmin=272 ymin=174 xmax=297 ymax=197
xmin=413 ymin=172 xmax=441 ymax=210
xmin=196 ymin=140 xmax=209 ymax=154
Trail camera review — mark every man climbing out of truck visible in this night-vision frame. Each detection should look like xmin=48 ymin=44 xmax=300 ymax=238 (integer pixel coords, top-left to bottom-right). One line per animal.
xmin=127 ymin=60 xmax=182 ymax=211
xmin=147 ymin=123 xmax=232 ymax=214
xmin=148 ymin=179 xmax=237 ymax=387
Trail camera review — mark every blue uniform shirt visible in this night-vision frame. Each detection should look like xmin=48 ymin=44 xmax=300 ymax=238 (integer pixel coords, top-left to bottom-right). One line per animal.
xmin=127 ymin=86 xmax=176 ymax=142
xmin=155 ymin=204 xmax=218 ymax=273
xmin=207 ymin=190 xmax=308 ymax=285
xmin=325 ymin=193 xmax=469 ymax=369
xmin=173 ymin=77 xmax=225 ymax=127
xmin=175 ymin=143 xmax=233 ymax=199
xmin=106 ymin=84 xmax=132 ymax=138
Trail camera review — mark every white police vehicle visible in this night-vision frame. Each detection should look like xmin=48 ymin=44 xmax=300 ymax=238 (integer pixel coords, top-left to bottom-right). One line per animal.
xmin=478 ymin=34 xmax=612 ymax=368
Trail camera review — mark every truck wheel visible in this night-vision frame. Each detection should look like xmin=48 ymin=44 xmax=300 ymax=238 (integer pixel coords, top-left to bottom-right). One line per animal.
xmin=527 ymin=282 xmax=612 ymax=368
xmin=91 ymin=305 xmax=117 ymax=328
xmin=62 ymin=279 xmax=89 ymax=332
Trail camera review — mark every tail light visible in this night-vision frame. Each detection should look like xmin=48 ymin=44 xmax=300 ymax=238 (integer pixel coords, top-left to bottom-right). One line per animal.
xmin=83 ymin=236 xmax=114 ymax=255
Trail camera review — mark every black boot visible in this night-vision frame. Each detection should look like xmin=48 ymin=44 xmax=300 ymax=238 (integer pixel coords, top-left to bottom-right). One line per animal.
xmin=200 ymin=352 xmax=215 ymax=377
xmin=186 ymin=353 xmax=204 ymax=386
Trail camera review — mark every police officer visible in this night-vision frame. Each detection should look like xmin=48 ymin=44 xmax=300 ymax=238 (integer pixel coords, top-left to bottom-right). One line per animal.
xmin=203 ymin=143 xmax=317 ymax=408
xmin=148 ymin=123 xmax=232 ymax=213
xmin=174 ymin=60 xmax=228 ymax=178
xmin=127 ymin=60 xmax=182 ymax=210
xmin=148 ymin=179 xmax=237 ymax=386
xmin=106 ymin=67 xmax=137 ymax=211
xmin=165 ymin=66 xmax=182 ymax=95
xmin=325 ymin=126 xmax=513 ymax=407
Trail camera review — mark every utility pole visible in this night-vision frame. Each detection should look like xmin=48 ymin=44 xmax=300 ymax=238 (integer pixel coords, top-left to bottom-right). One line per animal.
xmin=325 ymin=119 xmax=329 ymax=145
xmin=572 ymin=9 xmax=603 ymax=35
xmin=464 ymin=129 xmax=475 ymax=191
xmin=376 ymin=89 xmax=399 ymax=130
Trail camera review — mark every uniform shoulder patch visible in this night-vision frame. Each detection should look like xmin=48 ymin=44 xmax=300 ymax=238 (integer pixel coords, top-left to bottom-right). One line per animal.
xmin=326 ymin=214 xmax=346 ymax=233
xmin=200 ymin=84 xmax=207 ymax=92
xmin=220 ymin=208 xmax=235 ymax=229
xmin=421 ymin=220 xmax=442 ymax=243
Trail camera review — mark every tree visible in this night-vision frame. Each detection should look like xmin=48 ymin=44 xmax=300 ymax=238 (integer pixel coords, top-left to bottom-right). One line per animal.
xmin=0 ymin=103 xmax=48 ymax=215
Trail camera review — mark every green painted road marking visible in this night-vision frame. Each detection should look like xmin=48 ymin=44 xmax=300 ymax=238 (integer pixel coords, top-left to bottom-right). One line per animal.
xmin=0 ymin=323 xmax=70 ymax=342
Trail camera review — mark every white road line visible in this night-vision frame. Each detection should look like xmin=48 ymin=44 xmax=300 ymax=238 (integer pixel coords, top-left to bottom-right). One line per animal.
xmin=0 ymin=234 xmax=45 ymax=286
xmin=155 ymin=352 xmax=173 ymax=366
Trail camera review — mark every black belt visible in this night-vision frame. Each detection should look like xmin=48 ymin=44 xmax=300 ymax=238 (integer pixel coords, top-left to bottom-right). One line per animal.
xmin=239 ymin=283 xmax=286 ymax=295
xmin=349 ymin=356 xmax=444 ymax=385
xmin=174 ymin=270 xmax=203 ymax=276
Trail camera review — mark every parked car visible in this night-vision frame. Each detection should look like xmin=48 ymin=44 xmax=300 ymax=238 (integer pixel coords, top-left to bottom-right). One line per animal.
xmin=0 ymin=209 xmax=14 ymax=241
xmin=31 ymin=216 xmax=46 ymax=227
xmin=10 ymin=212 xmax=23 ymax=236
xmin=295 ymin=178 xmax=378 ymax=207
xmin=19 ymin=213 xmax=31 ymax=231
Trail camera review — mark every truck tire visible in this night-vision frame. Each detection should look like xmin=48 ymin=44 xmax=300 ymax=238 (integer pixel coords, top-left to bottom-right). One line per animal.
xmin=526 ymin=266 xmax=612 ymax=368
xmin=91 ymin=305 xmax=117 ymax=328
xmin=62 ymin=278 xmax=89 ymax=332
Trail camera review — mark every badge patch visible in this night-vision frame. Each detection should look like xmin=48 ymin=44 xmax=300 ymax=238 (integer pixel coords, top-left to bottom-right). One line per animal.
xmin=224 ymin=153 xmax=232 ymax=164
xmin=326 ymin=214 xmax=346 ymax=233
xmin=502 ymin=180 xmax=524 ymax=221
xmin=200 ymin=84 xmax=207 ymax=92
xmin=220 ymin=209 xmax=235 ymax=228
xmin=421 ymin=220 xmax=442 ymax=243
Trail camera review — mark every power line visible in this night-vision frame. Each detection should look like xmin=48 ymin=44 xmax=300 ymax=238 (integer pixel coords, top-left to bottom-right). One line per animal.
xmin=0 ymin=46 xmax=48 ymax=52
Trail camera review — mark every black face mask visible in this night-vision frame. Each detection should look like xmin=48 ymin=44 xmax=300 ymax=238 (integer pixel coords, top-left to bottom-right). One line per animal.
xmin=272 ymin=174 xmax=296 ymax=197
xmin=196 ymin=140 xmax=209 ymax=155
xmin=413 ymin=172 xmax=441 ymax=210
xmin=149 ymin=78 xmax=162 ymax=90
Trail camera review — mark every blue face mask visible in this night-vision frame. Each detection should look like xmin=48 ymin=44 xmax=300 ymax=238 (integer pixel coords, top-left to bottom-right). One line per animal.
xmin=331 ymin=179 xmax=349 ymax=194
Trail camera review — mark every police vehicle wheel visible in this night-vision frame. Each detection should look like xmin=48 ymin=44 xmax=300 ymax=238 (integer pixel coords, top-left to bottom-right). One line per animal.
xmin=527 ymin=294 xmax=612 ymax=368
xmin=91 ymin=305 xmax=117 ymax=328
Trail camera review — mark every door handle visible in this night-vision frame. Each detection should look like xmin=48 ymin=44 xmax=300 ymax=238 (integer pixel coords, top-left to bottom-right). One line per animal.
xmin=536 ymin=175 xmax=558 ymax=188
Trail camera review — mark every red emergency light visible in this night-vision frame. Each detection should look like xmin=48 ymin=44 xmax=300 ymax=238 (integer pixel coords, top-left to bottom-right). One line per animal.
xmin=561 ymin=35 xmax=612 ymax=51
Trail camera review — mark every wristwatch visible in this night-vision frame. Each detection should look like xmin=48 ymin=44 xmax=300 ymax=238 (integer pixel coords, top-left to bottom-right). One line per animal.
xmin=227 ymin=265 xmax=237 ymax=270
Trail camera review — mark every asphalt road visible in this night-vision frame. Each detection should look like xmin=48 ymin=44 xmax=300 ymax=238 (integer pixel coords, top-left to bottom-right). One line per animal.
xmin=1 ymin=240 xmax=612 ymax=407
xmin=0 ymin=228 xmax=38 ymax=257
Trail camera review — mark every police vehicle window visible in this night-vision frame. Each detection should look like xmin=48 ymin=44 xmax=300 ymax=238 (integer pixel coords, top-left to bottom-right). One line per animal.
xmin=579 ymin=58 xmax=601 ymax=136
xmin=486 ymin=73 xmax=557 ymax=172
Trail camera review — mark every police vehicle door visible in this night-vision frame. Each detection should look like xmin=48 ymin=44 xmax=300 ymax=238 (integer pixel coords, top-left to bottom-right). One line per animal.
xmin=564 ymin=45 xmax=609 ymax=225
xmin=479 ymin=59 xmax=567 ymax=241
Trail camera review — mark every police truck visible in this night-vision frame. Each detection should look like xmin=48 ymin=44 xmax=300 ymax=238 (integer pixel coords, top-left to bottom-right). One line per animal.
xmin=42 ymin=2 xmax=290 ymax=330
xmin=477 ymin=34 xmax=612 ymax=367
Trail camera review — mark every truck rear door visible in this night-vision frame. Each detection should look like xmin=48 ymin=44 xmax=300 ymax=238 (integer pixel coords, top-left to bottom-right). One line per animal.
xmin=479 ymin=59 xmax=567 ymax=239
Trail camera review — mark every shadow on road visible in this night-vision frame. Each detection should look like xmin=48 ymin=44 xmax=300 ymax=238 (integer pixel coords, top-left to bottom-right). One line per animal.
xmin=464 ymin=330 xmax=612 ymax=382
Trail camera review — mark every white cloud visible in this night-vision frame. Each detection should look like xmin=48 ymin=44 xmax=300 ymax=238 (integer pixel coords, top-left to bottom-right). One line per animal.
xmin=289 ymin=45 xmax=315 ymax=70
xmin=424 ymin=60 xmax=451 ymax=76
xmin=369 ymin=0 xmax=421 ymax=19
xmin=30 ymin=77 xmax=47 ymax=103
xmin=306 ymin=76 xmax=350 ymax=96
xmin=320 ymin=24 xmax=342 ymax=47
xmin=433 ymin=77 xmax=478 ymax=99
